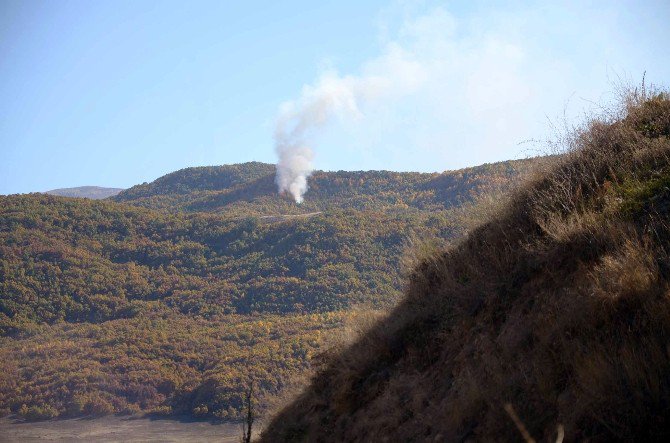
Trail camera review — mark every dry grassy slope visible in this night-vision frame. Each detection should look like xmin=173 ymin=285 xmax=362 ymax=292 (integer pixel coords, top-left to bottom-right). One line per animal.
xmin=261 ymin=92 xmax=670 ymax=442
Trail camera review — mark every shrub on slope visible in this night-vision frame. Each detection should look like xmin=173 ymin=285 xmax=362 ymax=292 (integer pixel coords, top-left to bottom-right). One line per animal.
xmin=261 ymin=90 xmax=670 ymax=441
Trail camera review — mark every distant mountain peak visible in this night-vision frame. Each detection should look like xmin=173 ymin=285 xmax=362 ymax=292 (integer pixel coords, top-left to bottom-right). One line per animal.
xmin=45 ymin=186 xmax=124 ymax=199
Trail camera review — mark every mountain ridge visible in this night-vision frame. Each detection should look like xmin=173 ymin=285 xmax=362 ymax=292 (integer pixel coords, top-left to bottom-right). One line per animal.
xmin=113 ymin=158 xmax=540 ymax=216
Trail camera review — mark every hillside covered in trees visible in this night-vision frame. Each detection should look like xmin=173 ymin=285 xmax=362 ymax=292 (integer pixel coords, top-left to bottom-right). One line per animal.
xmin=112 ymin=160 xmax=538 ymax=215
xmin=0 ymin=159 xmax=537 ymax=421
xmin=262 ymin=92 xmax=670 ymax=441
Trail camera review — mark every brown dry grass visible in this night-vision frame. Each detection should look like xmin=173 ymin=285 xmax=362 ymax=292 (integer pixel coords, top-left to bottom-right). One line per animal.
xmin=260 ymin=87 xmax=670 ymax=442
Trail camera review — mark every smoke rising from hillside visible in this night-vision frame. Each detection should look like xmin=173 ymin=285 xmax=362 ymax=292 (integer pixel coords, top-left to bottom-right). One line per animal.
xmin=274 ymin=43 xmax=424 ymax=202
xmin=274 ymin=73 xmax=388 ymax=203
xmin=273 ymin=3 xmax=624 ymax=203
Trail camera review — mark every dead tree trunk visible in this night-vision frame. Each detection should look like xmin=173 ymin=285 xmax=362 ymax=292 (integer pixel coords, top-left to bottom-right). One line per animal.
xmin=241 ymin=381 xmax=254 ymax=443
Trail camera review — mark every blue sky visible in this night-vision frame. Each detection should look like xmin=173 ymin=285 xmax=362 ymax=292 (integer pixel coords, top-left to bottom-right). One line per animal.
xmin=1 ymin=0 xmax=669 ymax=194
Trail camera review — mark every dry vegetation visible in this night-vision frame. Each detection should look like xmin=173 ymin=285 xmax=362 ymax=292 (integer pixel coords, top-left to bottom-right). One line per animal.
xmin=261 ymin=88 xmax=670 ymax=441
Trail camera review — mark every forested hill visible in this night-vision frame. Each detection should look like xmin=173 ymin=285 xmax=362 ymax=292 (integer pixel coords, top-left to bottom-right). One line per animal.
xmin=0 ymin=157 xmax=540 ymax=422
xmin=113 ymin=159 xmax=539 ymax=215
xmin=0 ymin=194 xmax=458 ymax=333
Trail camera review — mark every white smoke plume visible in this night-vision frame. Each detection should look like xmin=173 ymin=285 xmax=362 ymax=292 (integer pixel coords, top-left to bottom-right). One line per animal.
xmin=274 ymin=3 xmax=616 ymax=203
xmin=275 ymin=73 xmax=382 ymax=203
